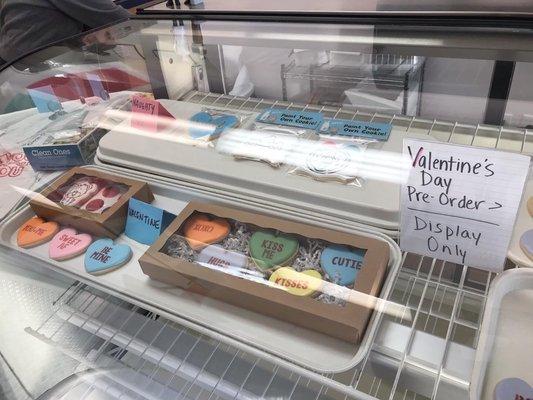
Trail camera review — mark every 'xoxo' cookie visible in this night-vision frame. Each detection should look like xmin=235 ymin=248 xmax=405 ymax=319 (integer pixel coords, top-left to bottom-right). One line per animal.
xmin=85 ymin=239 xmax=132 ymax=275
xmin=17 ymin=217 xmax=59 ymax=248
xmin=183 ymin=214 xmax=230 ymax=250
xmin=249 ymin=231 xmax=299 ymax=272
xmin=269 ymin=267 xmax=322 ymax=296
xmin=49 ymin=228 xmax=92 ymax=261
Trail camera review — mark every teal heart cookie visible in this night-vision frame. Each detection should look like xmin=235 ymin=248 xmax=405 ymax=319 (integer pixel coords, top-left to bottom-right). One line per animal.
xmin=249 ymin=231 xmax=299 ymax=272
xmin=320 ymin=245 xmax=366 ymax=286
xmin=85 ymin=239 xmax=132 ymax=275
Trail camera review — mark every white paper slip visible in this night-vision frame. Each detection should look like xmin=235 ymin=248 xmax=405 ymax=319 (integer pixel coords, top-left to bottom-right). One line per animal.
xmin=400 ymin=139 xmax=530 ymax=272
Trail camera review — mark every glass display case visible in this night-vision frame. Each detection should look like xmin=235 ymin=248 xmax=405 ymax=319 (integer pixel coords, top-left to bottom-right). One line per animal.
xmin=0 ymin=3 xmax=532 ymax=400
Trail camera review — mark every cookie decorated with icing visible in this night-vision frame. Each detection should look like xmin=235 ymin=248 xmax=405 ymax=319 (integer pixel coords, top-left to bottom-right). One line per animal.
xmin=269 ymin=267 xmax=322 ymax=296
xmin=520 ymin=229 xmax=533 ymax=261
xmin=17 ymin=217 xmax=59 ymax=248
xmin=60 ymin=177 xmax=104 ymax=207
xmin=302 ymin=141 xmax=360 ymax=183
xmin=81 ymin=184 xmax=125 ymax=214
xmin=494 ymin=378 xmax=532 ymax=400
xmin=249 ymin=231 xmax=299 ymax=272
xmin=85 ymin=239 xmax=132 ymax=275
xmin=183 ymin=214 xmax=230 ymax=250
xmin=197 ymin=244 xmax=248 ymax=269
xmin=49 ymin=228 xmax=92 ymax=261
xmin=320 ymin=245 xmax=365 ymax=286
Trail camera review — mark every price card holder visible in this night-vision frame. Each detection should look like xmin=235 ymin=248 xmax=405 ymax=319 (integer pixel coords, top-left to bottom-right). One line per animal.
xmin=131 ymin=94 xmax=174 ymax=132
xmin=400 ymin=139 xmax=530 ymax=272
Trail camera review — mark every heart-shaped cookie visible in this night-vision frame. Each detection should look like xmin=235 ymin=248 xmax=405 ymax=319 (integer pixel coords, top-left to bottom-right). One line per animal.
xmin=189 ymin=111 xmax=239 ymax=140
xmin=197 ymin=244 xmax=248 ymax=269
xmin=85 ymin=239 xmax=132 ymax=275
xmin=269 ymin=267 xmax=322 ymax=296
xmin=320 ymin=245 xmax=366 ymax=286
xmin=17 ymin=216 xmax=59 ymax=248
xmin=49 ymin=228 xmax=92 ymax=261
xmin=183 ymin=214 xmax=230 ymax=250
xmin=249 ymin=231 xmax=299 ymax=272
xmin=494 ymin=378 xmax=533 ymax=400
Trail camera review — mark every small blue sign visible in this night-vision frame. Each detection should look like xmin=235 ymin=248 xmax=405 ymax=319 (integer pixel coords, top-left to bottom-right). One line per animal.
xmin=125 ymin=198 xmax=175 ymax=245
xmin=257 ymin=108 xmax=323 ymax=130
xmin=318 ymin=119 xmax=392 ymax=141
xmin=27 ymin=85 xmax=62 ymax=113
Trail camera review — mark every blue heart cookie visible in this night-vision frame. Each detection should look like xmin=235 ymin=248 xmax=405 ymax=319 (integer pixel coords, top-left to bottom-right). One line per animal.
xmin=320 ymin=245 xmax=366 ymax=286
xmin=189 ymin=111 xmax=239 ymax=140
xmin=85 ymin=239 xmax=132 ymax=275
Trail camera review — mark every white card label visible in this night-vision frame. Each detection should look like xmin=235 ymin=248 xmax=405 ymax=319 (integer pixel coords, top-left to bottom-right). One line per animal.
xmin=401 ymin=139 xmax=530 ymax=272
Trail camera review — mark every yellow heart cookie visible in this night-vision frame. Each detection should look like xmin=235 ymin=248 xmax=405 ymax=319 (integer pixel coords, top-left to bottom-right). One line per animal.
xmin=269 ymin=267 xmax=323 ymax=297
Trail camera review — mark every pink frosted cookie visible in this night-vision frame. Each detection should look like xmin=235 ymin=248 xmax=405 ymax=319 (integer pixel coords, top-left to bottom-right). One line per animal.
xmin=520 ymin=229 xmax=533 ymax=261
xmin=49 ymin=228 xmax=92 ymax=261
xmin=81 ymin=184 xmax=126 ymax=214
xmin=59 ymin=177 xmax=105 ymax=208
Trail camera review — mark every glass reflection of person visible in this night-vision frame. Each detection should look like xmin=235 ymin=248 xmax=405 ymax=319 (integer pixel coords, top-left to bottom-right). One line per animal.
xmin=0 ymin=0 xmax=130 ymax=66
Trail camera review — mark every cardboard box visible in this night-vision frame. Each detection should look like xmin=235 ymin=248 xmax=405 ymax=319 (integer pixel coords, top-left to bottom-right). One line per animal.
xmin=29 ymin=167 xmax=154 ymax=238
xmin=139 ymin=202 xmax=390 ymax=343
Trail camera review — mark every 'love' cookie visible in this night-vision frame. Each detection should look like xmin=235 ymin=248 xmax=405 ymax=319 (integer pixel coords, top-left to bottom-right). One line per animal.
xmin=85 ymin=239 xmax=132 ymax=275
xmin=183 ymin=214 xmax=230 ymax=250
xmin=520 ymin=229 xmax=533 ymax=261
xmin=249 ymin=231 xmax=299 ymax=272
xmin=49 ymin=228 xmax=92 ymax=261
xmin=197 ymin=244 xmax=248 ymax=269
xmin=269 ymin=267 xmax=322 ymax=296
xmin=320 ymin=245 xmax=365 ymax=286
xmin=17 ymin=217 xmax=59 ymax=248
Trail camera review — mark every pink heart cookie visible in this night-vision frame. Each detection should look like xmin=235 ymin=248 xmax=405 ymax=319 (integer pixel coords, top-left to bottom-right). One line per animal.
xmin=59 ymin=177 xmax=105 ymax=208
xmin=49 ymin=228 xmax=92 ymax=261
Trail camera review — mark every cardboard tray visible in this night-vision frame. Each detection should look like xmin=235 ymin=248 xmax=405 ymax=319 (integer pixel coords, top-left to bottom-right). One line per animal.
xmin=470 ymin=268 xmax=533 ymax=400
xmin=0 ymin=165 xmax=403 ymax=374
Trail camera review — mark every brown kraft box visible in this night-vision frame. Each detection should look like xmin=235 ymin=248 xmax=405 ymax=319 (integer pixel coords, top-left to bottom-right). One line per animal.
xmin=29 ymin=167 xmax=154 ymax=238
xmin=139 ymin=202 xmax=390 ymax=343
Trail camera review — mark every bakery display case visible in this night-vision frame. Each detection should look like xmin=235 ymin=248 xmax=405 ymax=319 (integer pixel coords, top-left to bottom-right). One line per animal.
xmin=0 ymin=3 xmax=532 ymax=400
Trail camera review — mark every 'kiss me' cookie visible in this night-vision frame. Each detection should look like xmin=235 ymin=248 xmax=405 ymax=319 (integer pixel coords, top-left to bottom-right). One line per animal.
xmin=249 ymin=231 xmax=299 ymax=272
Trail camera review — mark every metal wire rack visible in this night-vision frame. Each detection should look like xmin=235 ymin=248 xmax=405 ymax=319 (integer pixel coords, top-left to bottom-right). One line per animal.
xmin=25 ymin=91 xmax=530 ymax=400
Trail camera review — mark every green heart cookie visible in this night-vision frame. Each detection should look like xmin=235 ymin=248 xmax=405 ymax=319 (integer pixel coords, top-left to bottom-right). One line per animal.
xmin=249 ymin=231 xmax=299 ymax=272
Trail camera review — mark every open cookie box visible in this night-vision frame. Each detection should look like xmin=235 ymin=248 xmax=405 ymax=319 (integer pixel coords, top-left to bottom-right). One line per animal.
xmin=140 ymin=202 xmax=390 ymax=344
xmin=29 ymin=166 xmax=154 ymax=238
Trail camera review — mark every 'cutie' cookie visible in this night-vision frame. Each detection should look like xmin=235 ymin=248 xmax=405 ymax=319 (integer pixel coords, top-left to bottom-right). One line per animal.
xmin=85 ymin=239 xmax=132 ymax=275
xmin=183 ymin=214 xmax=231 ymax=250
xmin=49 ymin=228 xmax=92 ymax=261
xmin=320 ymin=245 xmax=365 ymax=286
xmin=249 ymin=231 xmax=299 ymax=272
xmin=17 ymin=217 xmax=59 ymax=248
xmin=520 ymin=229 xmax=533 ymax=261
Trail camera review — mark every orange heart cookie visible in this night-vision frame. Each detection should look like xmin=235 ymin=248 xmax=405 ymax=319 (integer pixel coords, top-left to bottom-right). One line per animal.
xmin=183 ymin=214 xmax=230 ymax=250
xmin=17 ymin=216 xmax=60 ymax=248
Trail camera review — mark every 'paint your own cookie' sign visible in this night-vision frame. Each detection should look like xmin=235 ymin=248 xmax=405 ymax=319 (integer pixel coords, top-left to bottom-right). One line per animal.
xmin=401 ymin=139 xmax=530 ymax=272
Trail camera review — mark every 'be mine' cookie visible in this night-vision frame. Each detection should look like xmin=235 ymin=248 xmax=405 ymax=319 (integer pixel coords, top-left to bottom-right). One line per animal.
xmin=520 ymin=229 xmax=533 ymax=261
xmin=249 ymin=231 xmax=299 ymax=272
xmin=85 ymin=239 xmax=132 ymax=275
xmin=17 ymin=217 xmax=59 ymax=248
xmin=183 ymin=214 xmax=230 ymax=250
xmin=49 ymin=228 xmax=92 ymax=261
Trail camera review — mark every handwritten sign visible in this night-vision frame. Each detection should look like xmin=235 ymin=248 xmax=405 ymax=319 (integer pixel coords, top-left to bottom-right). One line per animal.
xmin=28 ymin=85 xmax=62 ymax=113
xmin=131 ymin=94 xmax=174 ymax=132
xmin=400 ymin=139 xmax=530 ymax=272
xmin=125 ymin=198 xmax=175 ymax=245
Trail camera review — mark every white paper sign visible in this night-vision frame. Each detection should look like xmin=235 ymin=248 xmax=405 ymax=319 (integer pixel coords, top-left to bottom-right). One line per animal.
xmin=401 ymin=139 xmax=530 ymax=272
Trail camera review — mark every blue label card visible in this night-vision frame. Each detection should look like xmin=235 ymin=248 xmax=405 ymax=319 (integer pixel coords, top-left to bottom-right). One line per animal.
xmin=27 ymin=85 xmax=62 ymax=113
xmin=318 ymin=119 xmax=392 ymax=141
xmin=257 ymin=108 xmax=323 ymax=130
xmin=125 ymin=198 xmax=175 ymax=245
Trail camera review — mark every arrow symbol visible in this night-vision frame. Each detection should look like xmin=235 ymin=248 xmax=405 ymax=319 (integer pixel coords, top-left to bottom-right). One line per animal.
xmin=489 ymin=202 xmax=502 ymax=210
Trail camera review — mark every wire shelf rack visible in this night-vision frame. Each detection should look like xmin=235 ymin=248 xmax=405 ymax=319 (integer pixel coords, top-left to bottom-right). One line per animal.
xmin=26 ymin=91 xmax=529 ymax=400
